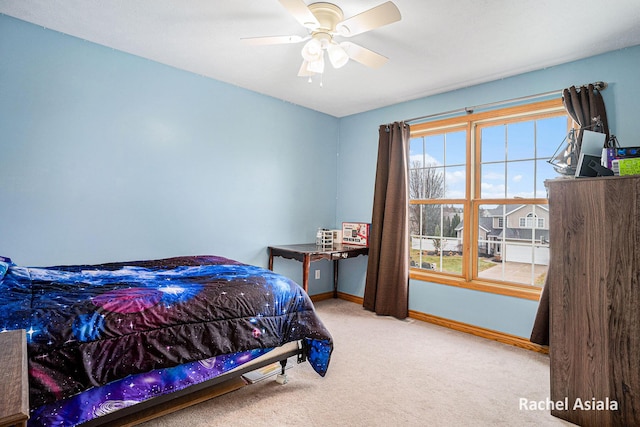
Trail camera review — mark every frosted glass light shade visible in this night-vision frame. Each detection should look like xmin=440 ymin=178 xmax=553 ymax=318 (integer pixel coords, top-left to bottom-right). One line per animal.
xmin=307 ymin=54 xmax=325 ymax=74
xmin=327 ymin=42 xmax=349 ymax=68
xmin=301 ymin=38 xmax=323 ymax=62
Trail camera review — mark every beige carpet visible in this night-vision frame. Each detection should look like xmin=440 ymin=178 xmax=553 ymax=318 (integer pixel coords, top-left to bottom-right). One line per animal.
xmin=141 ymin=299 xmax=574 ymax=427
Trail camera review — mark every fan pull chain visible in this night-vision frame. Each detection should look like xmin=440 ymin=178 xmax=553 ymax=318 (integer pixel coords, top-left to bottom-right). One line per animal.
xmin=306 ymin=74 xmax=324 ymax=87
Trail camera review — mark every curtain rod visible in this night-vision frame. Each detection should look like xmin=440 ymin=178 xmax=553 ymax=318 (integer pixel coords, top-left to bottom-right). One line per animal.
xmin=404 ymin=81 xmax=607 ymax=124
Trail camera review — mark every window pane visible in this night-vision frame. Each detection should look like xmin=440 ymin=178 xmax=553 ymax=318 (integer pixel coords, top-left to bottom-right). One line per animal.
xmin=537 ymin=116 xmax=568 ymax=158
xmin=410 ymin=137 xmax=440 ymax=169
xmin=410 ymin=130 xmax=467 ymax=201
xmin=536 ymin=159 xmax=556 ymax=197
xmin=480 ymin=163 xmax=506 ymax=198
xmin=409 ymin=138 xmax=425 ymax=166
xmin=481 ymin=126 xmax=505 ymax=163
xmin=445 ymin=131 xmax=466 ymax=165
xmin=506 ymin=160 xmax=534 ymax=198
xmin=507 ymin=121 xmax=535 ymax=160
xmin=476 ymin=204 xmax=549 ymax=287
xmin=479 ymin=115 xmax=569 ymax=200
xmin=444 ymin=165 xmax=466 ymax=198
xmin=426 ymin=134 xmax=444 ymax=164
xmin=410 ymin=204 xmax=463 ymax=275
xmin=410 ymin=165 xmax=445 ymax=199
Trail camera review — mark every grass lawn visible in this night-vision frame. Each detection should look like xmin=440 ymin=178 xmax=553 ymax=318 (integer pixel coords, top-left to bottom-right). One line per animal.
xmin=410 ymin=250 xmax=547 ymax=286
xmin=410 ymin=251 xmax=495 ymax=274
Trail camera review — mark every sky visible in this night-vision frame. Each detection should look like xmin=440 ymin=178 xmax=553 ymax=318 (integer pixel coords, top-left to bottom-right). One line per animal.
xmin=409 ymin=115 xmax=569 ymax=200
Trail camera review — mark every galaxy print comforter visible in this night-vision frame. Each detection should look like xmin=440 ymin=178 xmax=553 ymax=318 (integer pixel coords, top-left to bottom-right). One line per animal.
xmin=0 ymin=255 xmax=333 ymax=424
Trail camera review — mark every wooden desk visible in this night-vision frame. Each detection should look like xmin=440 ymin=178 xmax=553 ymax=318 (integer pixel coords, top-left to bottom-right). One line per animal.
xmin=268 ymin=243 xmax=369 ymax=297
xmin=0 ymin=330 xmax=29 ymax=427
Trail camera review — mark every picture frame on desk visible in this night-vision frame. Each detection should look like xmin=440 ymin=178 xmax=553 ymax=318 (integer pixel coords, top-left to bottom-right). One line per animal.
xmin=575 ymin=153 xmax=613 ymax=177
xmin=342 ymin=222 xmax=370 ymax=246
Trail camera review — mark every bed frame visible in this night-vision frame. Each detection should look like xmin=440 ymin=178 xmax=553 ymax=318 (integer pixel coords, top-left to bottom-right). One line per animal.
xmin=84 ymin=340 xmax=304 ymax=426
xmin=20 ymin=335 xmax=304 ymax=427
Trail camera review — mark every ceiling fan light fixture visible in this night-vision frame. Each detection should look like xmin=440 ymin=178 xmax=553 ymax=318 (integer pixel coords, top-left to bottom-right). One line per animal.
xmin=307 ymin=54 xmax=325 ymax=74
xmin=298 ymin=60 xmax=315 ymax=77
xmin=327 ymin=41 xmax=349 ymax=68
xmin=301 ymin=38 xmax=323 ymax=62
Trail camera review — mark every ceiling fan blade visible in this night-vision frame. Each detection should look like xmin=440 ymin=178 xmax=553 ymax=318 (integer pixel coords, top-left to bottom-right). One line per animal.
xmin=340 ymin=42 xmax=388 ymax=68
xmin=336 ymin=1 xmax=401 ymax=37
xmin=241 ymin=35 xmax=307 ymax=46
xmin=279 ymin=0 xmax=320 ymax=29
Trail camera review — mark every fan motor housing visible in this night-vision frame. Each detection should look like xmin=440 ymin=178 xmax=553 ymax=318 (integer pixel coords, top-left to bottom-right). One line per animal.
xmin=308 ymin=2 xmax=344 ymax=33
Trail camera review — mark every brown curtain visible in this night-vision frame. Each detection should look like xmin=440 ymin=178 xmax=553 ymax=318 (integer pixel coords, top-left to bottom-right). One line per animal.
xmin=530 ymin=272 xmax=551 ymax=345
xmin=363 ymin=122 xmax=410 ymax=319
xmin=562 ymin=84 xmax=609 ymax=155
xmin=530 ymin=83 xmax=609 ymax=346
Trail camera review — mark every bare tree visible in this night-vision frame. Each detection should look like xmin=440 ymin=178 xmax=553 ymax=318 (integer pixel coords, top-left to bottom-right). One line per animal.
xmin=409 ymin=161 xmax=445 ymax=237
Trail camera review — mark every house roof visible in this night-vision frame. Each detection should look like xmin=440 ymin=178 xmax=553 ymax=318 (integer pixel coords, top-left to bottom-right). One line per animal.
xmin=485 ymin=204 xmax=549 ymax=217
xmin=456 ymin=204 xmax=550 ymax=240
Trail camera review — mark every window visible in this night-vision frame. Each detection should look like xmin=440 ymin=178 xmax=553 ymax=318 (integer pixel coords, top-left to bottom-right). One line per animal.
xmin=409 ymin=99 xmax=570 ymax=299
xmin=519 ymin=213 xmax=544 ymax=229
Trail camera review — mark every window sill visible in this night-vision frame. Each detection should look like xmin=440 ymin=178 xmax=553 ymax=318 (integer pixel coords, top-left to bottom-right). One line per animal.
xmin=409 ymin=269 xmax=543 ymax=301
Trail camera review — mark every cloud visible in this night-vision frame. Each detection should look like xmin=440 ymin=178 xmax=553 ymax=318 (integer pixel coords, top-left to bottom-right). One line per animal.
xmin=410 ymin=153 xmax=439 ymax=167
xmin=445 ymin=169 xmax=465 ymax=184
xmin=481 ymin=182 xmax=504 ymax=191
xmin=480 ymin=182 xmax=506 ymax=198
xmin=483 ymin=171 xmax=504 ymax=180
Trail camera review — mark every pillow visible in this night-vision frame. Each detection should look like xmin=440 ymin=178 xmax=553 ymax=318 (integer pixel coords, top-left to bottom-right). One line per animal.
xmin=0 ymin=256 xmax=13 ymax=280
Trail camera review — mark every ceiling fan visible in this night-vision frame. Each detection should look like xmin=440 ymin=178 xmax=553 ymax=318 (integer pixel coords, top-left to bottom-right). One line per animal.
xmin=241 ymin=0 xmax=401 ymax=80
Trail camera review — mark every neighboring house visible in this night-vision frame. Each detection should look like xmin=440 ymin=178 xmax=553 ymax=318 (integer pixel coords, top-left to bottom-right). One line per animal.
xmin=456 ymin=205 xmax=550 ymax=265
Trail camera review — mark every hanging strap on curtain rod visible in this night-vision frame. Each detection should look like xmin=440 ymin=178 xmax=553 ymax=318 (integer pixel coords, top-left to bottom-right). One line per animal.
xmin=404 ymin=81 xmax=607 ymax=124
xmin=383 ymin=121 xmax=409 ymax=132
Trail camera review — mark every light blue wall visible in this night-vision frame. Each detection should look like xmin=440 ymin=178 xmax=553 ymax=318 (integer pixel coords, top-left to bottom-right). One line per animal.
xmin=3 ymin=13 xmax=640 ymax=338
xmin=336 ymin=45 xmax=640 ymax=338
xmin=0 ymin=15 xmax=338 ymax=294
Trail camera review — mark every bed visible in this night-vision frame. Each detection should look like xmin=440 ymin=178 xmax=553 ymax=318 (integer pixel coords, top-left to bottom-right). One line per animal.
xmin=0 ymin=255 xmax=333 ymax=426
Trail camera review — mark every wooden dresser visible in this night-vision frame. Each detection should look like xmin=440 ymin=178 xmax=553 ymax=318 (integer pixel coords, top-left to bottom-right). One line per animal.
xmin=0 ymin=330 xmax=29 ymax=427
xmin=547 ymin=176 xmax=640 ymax=426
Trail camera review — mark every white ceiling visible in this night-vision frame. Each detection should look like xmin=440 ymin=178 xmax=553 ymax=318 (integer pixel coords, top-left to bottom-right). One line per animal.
xmin=1 ymin=0 xmax=640 ymax=117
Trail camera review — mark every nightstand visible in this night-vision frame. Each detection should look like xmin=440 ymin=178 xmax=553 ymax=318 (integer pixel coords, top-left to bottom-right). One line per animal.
xmin=0 ymin=330 xmax=29 ymax=427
